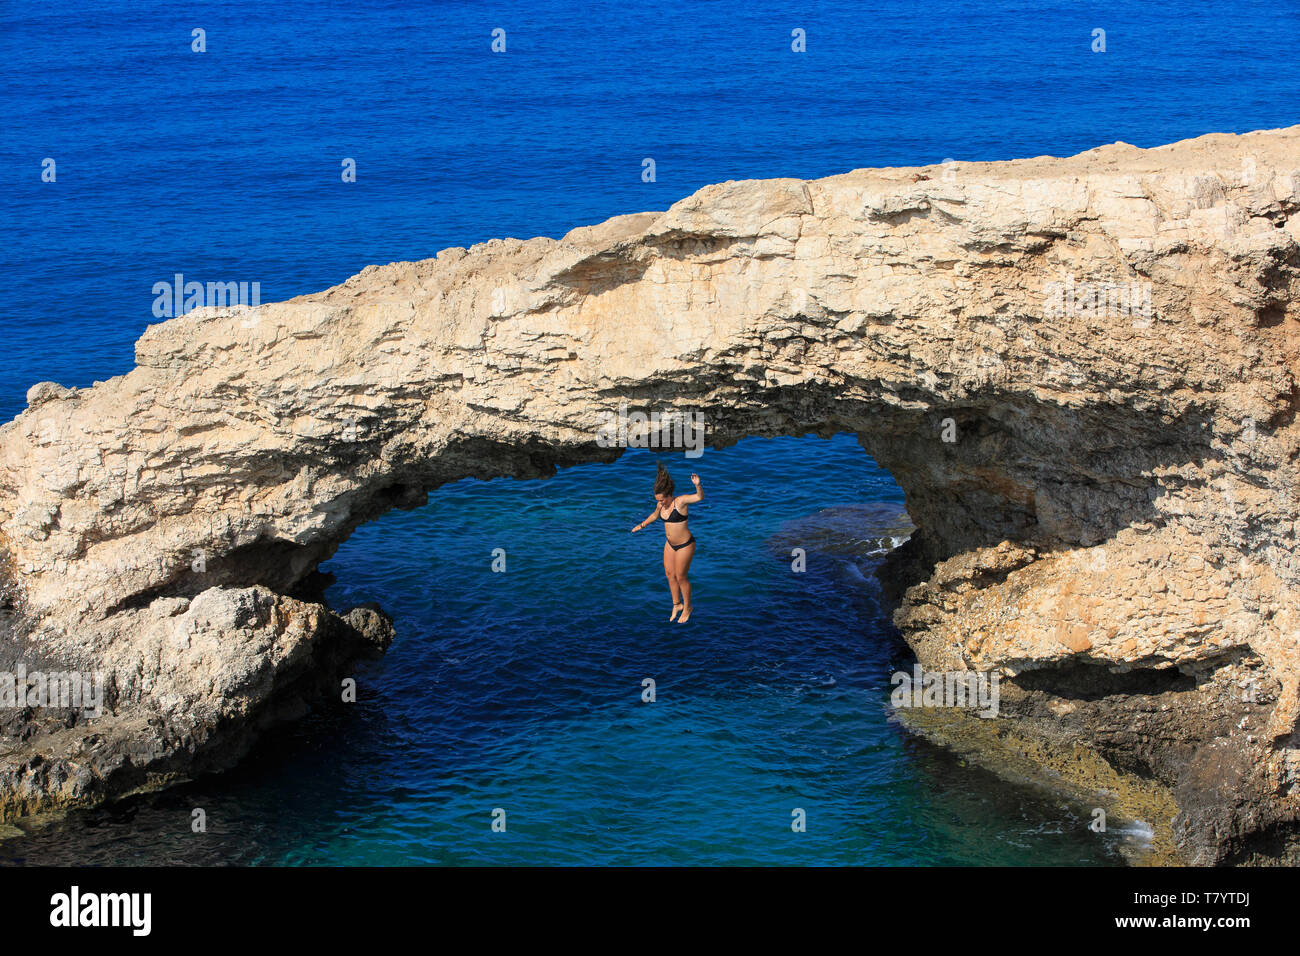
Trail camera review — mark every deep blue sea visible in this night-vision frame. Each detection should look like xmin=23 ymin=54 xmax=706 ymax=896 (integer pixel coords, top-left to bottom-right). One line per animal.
xmin=1 ymin=0 xmax=1296 ymax=865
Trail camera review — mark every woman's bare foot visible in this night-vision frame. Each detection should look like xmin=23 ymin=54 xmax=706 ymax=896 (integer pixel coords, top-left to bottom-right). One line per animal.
xmin=677 ymin=605 xmax=692 ymax=623
xmin=670 ymin=603 xmax=683 ymax=621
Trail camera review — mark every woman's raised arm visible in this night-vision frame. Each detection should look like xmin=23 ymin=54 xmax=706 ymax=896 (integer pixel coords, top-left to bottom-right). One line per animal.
xmin=678 ymin=473 xmax=704 ymax=504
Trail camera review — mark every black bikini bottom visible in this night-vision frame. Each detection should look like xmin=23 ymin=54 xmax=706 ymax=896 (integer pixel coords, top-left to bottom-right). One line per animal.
xmin=669 ymin=536 xmax=696 ymax=552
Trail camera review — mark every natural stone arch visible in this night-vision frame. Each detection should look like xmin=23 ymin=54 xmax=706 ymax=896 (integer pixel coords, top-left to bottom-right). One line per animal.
xmin=1 ymin=126 xmax=1298 ymax=862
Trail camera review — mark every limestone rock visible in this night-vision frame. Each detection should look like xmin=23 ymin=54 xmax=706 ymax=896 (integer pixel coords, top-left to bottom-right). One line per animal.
xmin=1 ymin=126 xmax=1298 ymax=861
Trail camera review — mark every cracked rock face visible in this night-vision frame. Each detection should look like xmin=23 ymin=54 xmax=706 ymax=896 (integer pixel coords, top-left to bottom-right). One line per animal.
xmin=1 ymin=126 xmax=1298 ymax=861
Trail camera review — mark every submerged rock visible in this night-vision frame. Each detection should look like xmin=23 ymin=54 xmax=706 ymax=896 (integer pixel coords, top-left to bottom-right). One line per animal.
xmin=1 ymin=125 xmax=1299 ymax=861
xmin=767 ymin=503 xmax=915 ymax=560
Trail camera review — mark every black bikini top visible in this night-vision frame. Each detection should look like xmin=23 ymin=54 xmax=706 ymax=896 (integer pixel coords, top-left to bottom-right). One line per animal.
xmin=663 ymin=505 xmax=687 ymax=523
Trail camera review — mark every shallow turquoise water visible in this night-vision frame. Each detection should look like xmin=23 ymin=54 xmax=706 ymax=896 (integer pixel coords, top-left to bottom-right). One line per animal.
xmin=1 ymin=435 xmax=1135 ymax=865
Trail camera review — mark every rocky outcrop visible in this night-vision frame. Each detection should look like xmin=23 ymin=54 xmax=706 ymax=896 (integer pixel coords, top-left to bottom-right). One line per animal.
xmin=1 ymin=127 xmax=1298 ymax=861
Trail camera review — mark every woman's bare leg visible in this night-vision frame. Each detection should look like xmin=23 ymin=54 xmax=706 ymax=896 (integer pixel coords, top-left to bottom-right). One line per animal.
xmin=664 ymin=541 xmax=683 ymax=619
xmin=674 ymin=541 xmax=696 ymax=622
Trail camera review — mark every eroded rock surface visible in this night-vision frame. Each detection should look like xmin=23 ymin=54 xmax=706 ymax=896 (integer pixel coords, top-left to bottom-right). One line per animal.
xmin=1 ymin=127 xmax=1298 ymax=860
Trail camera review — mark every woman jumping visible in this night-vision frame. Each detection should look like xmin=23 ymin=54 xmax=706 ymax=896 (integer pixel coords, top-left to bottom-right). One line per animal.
xmin=631 ymin=463 xmax=703 ymax=622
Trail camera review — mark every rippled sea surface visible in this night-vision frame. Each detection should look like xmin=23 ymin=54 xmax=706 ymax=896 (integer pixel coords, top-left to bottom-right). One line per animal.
xmin=2 ymin=435 xmax=1136 ymax=865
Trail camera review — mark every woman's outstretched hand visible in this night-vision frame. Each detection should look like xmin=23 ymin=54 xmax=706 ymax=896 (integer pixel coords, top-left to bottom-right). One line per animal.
xmin=631 ymin=523 xmax=641 ymax=533
xmin=691 ymin=473 xmax=701 ymax=486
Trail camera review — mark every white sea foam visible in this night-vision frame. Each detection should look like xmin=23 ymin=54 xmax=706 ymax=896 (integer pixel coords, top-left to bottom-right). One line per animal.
xmin=1114 ymin=820 xmax=1155 ymax=846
